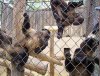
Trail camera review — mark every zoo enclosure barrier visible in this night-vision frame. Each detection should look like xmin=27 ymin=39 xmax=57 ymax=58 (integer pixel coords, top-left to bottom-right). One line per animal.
xmin=0 ymin=0 xmax=100 ymax=76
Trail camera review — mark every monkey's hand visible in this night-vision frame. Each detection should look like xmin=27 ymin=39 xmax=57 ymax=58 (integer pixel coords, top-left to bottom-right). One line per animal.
xmin=64 ymin=48 xmax=71 ymax=58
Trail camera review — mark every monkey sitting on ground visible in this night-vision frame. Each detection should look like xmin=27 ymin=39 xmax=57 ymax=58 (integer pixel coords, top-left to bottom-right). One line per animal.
xmin=64 ymin=23 xmax=99 ymax=76
xmin=50 ymin=0 xmax=84 ymax=39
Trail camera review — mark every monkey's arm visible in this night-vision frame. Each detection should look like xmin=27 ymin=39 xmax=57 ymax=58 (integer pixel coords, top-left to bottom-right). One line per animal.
xmin=50 ymin=2 xmax=61 ymax=21
xmin=65 ymin=58 xmax=75 ymax=72
xmin=34 ymin=41 xmax=48 ymax=54
xmin=64 ymin=48 xmax=75 ymax=72
xmin=34 ymin=43 xmax=48 ymax=54
xmin=10 ymin=47 xmax=29 ymax=72
xmin=51 ymin=7 xmax=61 ymax=21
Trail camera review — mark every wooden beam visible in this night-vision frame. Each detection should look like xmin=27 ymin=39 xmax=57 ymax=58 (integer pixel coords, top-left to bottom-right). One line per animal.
xmin=24 ymin=69 xmax=34 ymax=76
xmin=30 ymin=52 xmax=63 ymax=65
xmin=0 ymin=59 xmax=34 ymax=76
xmin=50 ymin=31 xmax=55 ymax=76
xmin=0 ymin=44 xmax=62 ymax=66
xmin=54 ymin=56 xmax=65 ymax=60
xmin=0 ymin=48 xmax=48 ymax=75
xmin=25 ymin=57 xmax=48 ymax=75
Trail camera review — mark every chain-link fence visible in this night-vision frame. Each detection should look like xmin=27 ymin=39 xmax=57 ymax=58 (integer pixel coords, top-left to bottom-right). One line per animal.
xmin=0 ymin=0 xmax=99 ymax=76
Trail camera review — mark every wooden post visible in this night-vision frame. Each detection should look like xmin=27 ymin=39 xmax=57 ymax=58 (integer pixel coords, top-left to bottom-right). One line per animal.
xmin=44 ymin=26 xmax=58 ymax=76
xmin=50 ymin=31 xmax=55 ymax=76
xmin=12 ymin=0 xmax=26 ymax=76
xmin=30 ymin=52 xmax=63 ymax=65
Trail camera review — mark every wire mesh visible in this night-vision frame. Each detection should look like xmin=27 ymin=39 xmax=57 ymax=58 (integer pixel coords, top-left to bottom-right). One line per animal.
xmin=0 ymin=0 xmax=99 ymax=76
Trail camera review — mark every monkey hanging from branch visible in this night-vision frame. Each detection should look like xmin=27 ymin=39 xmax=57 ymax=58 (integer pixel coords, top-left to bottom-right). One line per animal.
xmin=0 ymin=13 xmax=50 ymax=72
xmin=50 ymin=0 xmax=84 ymax=39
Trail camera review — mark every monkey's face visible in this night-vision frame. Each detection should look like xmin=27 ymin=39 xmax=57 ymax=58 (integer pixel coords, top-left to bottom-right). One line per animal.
xmin=66 ymin=12 xmax=84 ymax=25
xmin=33 ymin=29 xmax=50 ymax=54
xmin=74 ymin=48 xmax=86 ymax=63
xmin=40 ymin=29 xmax=50 ymax=45
xmin=65 ymin=1 xmax=84 ymax=25
xmin=80 ymin=38 xmax=99 ymax=55
xmin=73 ymin=16 xmax=84 ymax=25
xmin=41 ymin=29 xmax=50 ymax=40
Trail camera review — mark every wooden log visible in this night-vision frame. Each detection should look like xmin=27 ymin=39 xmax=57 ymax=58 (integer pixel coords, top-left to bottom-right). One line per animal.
xmin=0 ymin=58 xmax=34 ymax=76
xmin=25 ymin=57 xmax=48 ymax=75
xmin=54 ymin=56 xmax=65 ymax=60
xmin=0 ymin=43 xmax=62 ymax=66
xmin=50 ymin=31 xmax=55 ymax=76
xmin=25 ymin=69 xmax=35 ymax=76
xmin=0 ymin=49 xmax=48 ymax=75
xmin=30 ymin=52 xmax=63 ymax=65
xmin=0 ymin=46 xmax=62 ymax=66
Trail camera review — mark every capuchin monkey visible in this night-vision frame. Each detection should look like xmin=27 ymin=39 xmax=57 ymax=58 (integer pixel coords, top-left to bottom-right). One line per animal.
xmin=50 ymin=0 xmax=84 ymax=39
xmin=22 ymin=13 xmax=50 ymax=54
xmin=0 ymin=13 xmax=50 ymax=72
xmin=8 ymin=13 xmax=50 ymax=72
xmin=64 ymin=22 xmax=99 ymax=76
xmin=64 ymin=47 xmax=99 ymax=76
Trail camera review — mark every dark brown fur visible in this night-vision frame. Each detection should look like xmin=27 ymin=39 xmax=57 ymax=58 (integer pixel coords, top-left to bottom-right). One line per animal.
xmin=6 ymin=13 xmax=51 ymax=72
xmin=0 ymin=13 xmax=50 ymax=72
xmin=64 ymin=37 xmax=99 ymax=76
xmin=50 ymin=0 xmax=84 ymax=39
